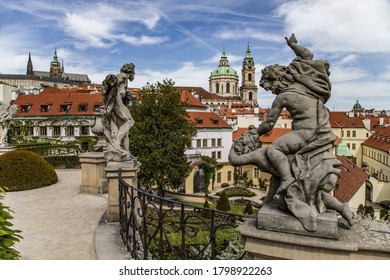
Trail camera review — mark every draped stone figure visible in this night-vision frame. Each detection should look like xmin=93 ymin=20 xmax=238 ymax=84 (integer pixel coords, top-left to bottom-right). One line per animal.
xmin=0 ymin=102 xmax=18 ymax=147
xmin=229 ymin=34 xmax=353 ymax=232
xmin=100 ymin=63 xmax=136 ymax=162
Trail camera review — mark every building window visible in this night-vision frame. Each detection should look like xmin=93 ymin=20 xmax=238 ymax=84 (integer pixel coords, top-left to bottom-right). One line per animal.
xmin=78 ymin=104 xmax=88 ymax=112
xmin=347 ymin=131 xmax=350 ymax=137
xmin=203 ymin=139 xmax=207 ymax=147
xmin=347 ymin=143 xmax=350 ymax=148
xmin=212 ymin=151 xmax=216 ymax=159
xmin=53 ymin=126 xmax=61 ymax=136
xmin=60 ymin=104 xmax=71 ymax=112
xmin=216 ymin=172 xmax=221 ymax=183
xmin=254 ymin=168 xmax=260 ymax=178
xmin=40 ymin=105 xmax=51 ymax=112
xmin=21 ymin=105 xmax=31 ymax=112
xmin=27 ymin=126 xmax=34 ymax=136
xmin=195 ymin=118 xmax=203 ymax=124
xmin=352 ymin=143 xmax=356 ymax=150
xmin=217 ymin=138 xmax=222 ymax=146
xmin=248 ymin=73 xmax=252 ymax=82
xmin=217 ymin=151 xmax=221 ymax=159
xmin=216 ymin=83 xmax=219 ymax=93
xmin=39 ymin=126 xmax=47 ymax=136
xmin=342 ymin=131 xmax=344 ymax=137
xmin=227 ymin=171 xmax=232 ymax=181
xmin=66 ymin=126 xmax=74 ymax=136
xmin=210 ymin=118 xmax=219 ymax=125
xmin=80 ymin=126 xmax=89 ymax=136
xmin=352 ymin=131 xmax=356 ymax=137
xmin=196 ymin=139 xmax=201 ymax=148
xmin=212 ymin=139 xmax=216 ymax=147
xmin=226 ymin=82 xmax=230 ymax=93
xmin=81 ymin=142 xmax=89 ymax=151
xmin=13 ymin=127 xmax=20 ymax=136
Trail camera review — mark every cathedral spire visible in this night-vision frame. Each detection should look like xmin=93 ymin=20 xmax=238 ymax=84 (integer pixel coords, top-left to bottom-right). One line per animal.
xmin=26 ymin=52 xmax=34 ymax=75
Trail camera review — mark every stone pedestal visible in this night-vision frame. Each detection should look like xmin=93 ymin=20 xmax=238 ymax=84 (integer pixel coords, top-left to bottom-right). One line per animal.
xmin=0 ymin=145 xmax=16 ymax=156
xmin=79 ymin=152 xmax=107 ymax=194
xmin=257 ymin=200 xmax=338 ymax=239
xmin=105 ymin=160 xmax=141 ymax=223
xmin=237 ymin=218 xmax=390 ymax=260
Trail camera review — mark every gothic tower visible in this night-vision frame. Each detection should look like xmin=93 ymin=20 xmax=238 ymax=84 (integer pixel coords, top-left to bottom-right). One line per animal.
xmin=240 ymin=44 xmax=257 ymax=104
xmin=26 ymin=52 xmax=34 ymax=75
xmin=49 ymin=49 xmax=63 ymax=78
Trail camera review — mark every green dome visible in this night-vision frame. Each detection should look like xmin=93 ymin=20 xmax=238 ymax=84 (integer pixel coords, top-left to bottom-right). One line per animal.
xmin=352 ymin=100 xmax=363 ymax=111
xmin=210 ymin=50 xmax=239 ymax=78
xmin=210 ymin=66 xmax=238 ymax=77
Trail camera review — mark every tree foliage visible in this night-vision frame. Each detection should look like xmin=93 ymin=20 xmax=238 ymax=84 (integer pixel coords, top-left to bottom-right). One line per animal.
xmin=197 ymin=156 xmax=222 ymax=194
xmin=129 ymin=79 xmax=196 ymax=193
xmin=0 ymin=187 xmax=22 ymax=259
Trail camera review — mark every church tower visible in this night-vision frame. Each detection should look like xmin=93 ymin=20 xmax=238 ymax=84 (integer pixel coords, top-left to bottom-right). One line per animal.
xmin=49 ymin=49 xmax=63 ymax=78
xmin=209 ymin=49 xmax=239 ymax=98
xmin=240 ymin=44 xmax=257 ymax=104
xmin=26 ymin=52 xmax=34 ymax=75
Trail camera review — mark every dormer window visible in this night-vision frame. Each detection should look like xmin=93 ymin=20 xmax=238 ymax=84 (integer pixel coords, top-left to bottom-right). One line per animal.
xmin=21 ymin=105 xmax=31 ymax=112
xmin=94 ymin=104 xmax=103 ymax=112
xmin=60 ymin=104 xmax=71 ymax=112
xmin=210 ymin=118 xmax=219 ymax=125
xmin=195 ymin=118 xmax=203 ymax=124
xmin=78 ymin=104 xmax=88 ymax=112
xmin=40 ymin=104 xmax=52 ymax=112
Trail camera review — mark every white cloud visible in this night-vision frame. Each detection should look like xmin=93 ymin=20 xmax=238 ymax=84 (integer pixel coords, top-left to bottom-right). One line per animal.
xmin=277 ymin=0 xmax=390 ymax=53
xmin=116 ymin=35 xmax=168 ymax=46
xmin=215 ymin=28 xmax=281 ymax=42
xmin=203 ymin=53 xmax=242 ymax=64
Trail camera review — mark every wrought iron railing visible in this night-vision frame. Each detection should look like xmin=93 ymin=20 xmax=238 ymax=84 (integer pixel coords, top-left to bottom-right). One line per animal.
xmin=118 ymin=170 xmax=256 ymax=260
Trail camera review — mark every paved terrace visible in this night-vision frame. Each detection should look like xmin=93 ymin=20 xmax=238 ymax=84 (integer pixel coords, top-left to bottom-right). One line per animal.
xmin=3 ymin=169 xmax=129 ymax=260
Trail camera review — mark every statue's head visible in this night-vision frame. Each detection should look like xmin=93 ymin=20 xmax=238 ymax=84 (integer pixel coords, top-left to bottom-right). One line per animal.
xmin=120 ymin=63 xmax=135 ymax=80
xmin=260 ymin=64 xmax=294 ymax=94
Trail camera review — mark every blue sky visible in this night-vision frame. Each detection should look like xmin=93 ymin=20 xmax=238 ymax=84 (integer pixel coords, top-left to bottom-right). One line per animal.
xmin=0 ymin=0 xmax=390 ymax=111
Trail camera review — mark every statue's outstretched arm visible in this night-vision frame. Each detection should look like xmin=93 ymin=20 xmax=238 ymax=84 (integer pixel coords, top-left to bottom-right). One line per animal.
xmin=285 ymin=33 xmax=313 ymax=60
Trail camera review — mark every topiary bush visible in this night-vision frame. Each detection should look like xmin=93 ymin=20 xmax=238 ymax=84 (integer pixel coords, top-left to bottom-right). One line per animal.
xmin=201 ymin=200 xmax=211 ymax=219
xmin=216 ymin=187 xmax=256 ymax=198
xmin=0 ymin=150 xmax=58 ymax=191
xmin=216 ymin=191 xmax=231 ymax=212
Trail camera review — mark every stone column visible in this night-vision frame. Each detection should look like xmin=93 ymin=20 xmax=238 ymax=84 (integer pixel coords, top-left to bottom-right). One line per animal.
xmin=105 ymin=160 xmax=141 ymax=223
xmin=79 ymin=152 xmax=107 ymax=194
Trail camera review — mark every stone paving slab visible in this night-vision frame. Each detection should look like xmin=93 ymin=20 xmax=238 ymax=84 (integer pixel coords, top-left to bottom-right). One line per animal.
xmin=3 ymin=169 xmax=108 ymax=260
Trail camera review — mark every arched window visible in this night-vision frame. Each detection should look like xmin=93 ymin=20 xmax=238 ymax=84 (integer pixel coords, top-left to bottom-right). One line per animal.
xmin=226 ymin=82 xmax=230 ymax=93
xmin=216 ymin=83 xmax=219 ymax=93
xmin=248 ymin=73 xmax=252 ymax=81
xmin=249 ymin=92 xmax=253 ymax=101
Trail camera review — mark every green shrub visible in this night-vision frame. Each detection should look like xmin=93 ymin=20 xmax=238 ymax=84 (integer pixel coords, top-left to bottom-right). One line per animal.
xmin=201 ymin=200 xmax=212 ymax=219
xmin=216 ymin=191 xmax=231 ymax=212
xmin=0 ymin=187 xmax=22 ymax=259
xmin=216 ymin=187 xmax=256 ymax=198
xmin=244 ymin=201 xmax=253 ymax=215
xmin=0 ymin=150 xmax=58 ymax=191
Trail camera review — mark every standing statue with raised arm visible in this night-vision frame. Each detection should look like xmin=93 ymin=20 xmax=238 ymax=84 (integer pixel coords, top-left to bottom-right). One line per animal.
xmin=100 ymin=63 xmax=136 ymax=161
xmin=229 ymin=34 xmax=353 ymax=232
xmin=0 ymin=102 xmax=18 ymax=147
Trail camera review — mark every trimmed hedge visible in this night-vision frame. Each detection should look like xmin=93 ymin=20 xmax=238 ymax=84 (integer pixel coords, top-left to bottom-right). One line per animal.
xmin=216 ymin=191 xmax=231 ymax=212
xmin=0 ymin=150 xmax=58 ymax=191
xmin=216 ymin=187 xmax=256 ymax=198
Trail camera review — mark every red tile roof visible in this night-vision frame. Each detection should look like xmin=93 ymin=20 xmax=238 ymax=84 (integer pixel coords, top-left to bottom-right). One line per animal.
xmin=329 ymin=112 xmax=365 ymax=128
xmin=335 ymin=156 xmax=368 ymax=203
xmin=175 ymin=86 xmax=225 ymax=100
xmin=187 ymin=111 xmax=231 ymax=129
xmin=14 ymin=89 xmax=103 ymax=117
xmin=362 ymin=126 xmax=390 ymax=152
xmin=367 ymin=116 xmax=390 ymax=131
xmin=180 ymin=90 xmax=206 ymax=108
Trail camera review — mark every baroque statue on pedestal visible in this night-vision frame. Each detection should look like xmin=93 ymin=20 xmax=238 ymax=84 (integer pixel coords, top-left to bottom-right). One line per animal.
xmin=100 ymin=63 xmax=136 ymax=162
xmin=0 ymin=102 xmax=18 ymax=147
xmin=229 ymin=34 xmax=353 ymax=232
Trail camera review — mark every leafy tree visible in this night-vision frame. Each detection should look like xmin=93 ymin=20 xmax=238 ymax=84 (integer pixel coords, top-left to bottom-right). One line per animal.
xmin=129 ymin=79 xmax=196 ymax=195
xmin=197 ymin=156 xmax=222 ymax=194
xmin=0 ymin=187 xmax=22 ymax=259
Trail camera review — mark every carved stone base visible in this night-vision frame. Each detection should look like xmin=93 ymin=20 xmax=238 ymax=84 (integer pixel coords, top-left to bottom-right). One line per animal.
xmin=79 ymin=152 xmax=108 ymax=194
xmin=105 ymin=160 xmax=141 ymax=222
xmin=0 ymin=145 xmax=16 ymax=156
xmin=257 ymin=200 xmax=338 ymax=240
